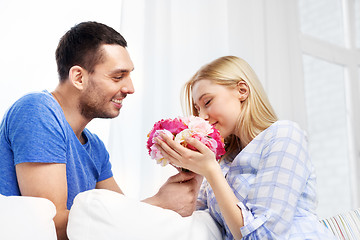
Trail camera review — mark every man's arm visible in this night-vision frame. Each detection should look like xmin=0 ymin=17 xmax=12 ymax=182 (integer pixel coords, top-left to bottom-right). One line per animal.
xmin=142 ymin=171 xmax=203 ymax=217
xmin=96 ymin=177 xmax=124 ymax=194
xmin=16 ymin=162 xmax=69 ymax=240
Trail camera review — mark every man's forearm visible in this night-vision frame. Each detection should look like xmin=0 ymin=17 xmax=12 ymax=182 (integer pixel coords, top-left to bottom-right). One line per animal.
xmin=144 ymin=172 xmax=202 ymax=216
xmin=141 ymin=196 xmax=158 ymax=206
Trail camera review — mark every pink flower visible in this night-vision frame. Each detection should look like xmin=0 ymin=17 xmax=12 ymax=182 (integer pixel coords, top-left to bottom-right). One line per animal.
xmin=147 ymin=116 xmax=226 ymax=167
xmin=152 ymin=129 xmax=174 ymax=144
xmin=147 ymin=118 xmax=186 ymax=155
xmin=204 ymin=138 xmax=218 ymax=154
xmin=187 ymin=117 xmax=213 ymax=135
xmin=150 ymin=145 xmax=162 ymax=160
xmin=208 ymin=128 xmax=226 ymax=158
xmin=188 ymin=134 xmax=219 ymax=157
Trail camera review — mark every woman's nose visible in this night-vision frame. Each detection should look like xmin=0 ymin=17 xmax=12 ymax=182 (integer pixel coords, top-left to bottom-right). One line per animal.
xmin=199 ymin=110 xmax=209 ymax=120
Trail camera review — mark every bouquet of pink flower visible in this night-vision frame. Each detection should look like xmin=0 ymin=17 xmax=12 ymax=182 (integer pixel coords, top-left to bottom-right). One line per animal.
xmin=147 ymin=116 xmax=226 ymax=166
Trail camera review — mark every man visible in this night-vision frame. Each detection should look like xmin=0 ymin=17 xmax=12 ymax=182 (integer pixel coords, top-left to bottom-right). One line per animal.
xmin=0 ymin=21 xmax=201 ymax=240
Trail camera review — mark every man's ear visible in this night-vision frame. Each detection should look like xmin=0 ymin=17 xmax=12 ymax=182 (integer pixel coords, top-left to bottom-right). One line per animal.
xmin=69 ymin=66 xmax=86 ymax=90
xmin=237 ymin=81 xmax=249 ymax=101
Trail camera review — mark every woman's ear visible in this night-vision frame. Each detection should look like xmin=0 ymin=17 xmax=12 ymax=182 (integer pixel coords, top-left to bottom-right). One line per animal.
xmin=69 ymin=66 xmax=86 ymax=90
xmin=237 ymin=81 xmax=249 ymax=101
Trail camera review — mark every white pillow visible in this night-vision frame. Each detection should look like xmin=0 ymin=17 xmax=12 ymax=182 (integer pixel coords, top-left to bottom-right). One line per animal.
xmin=67 ymin=189 xmax=222 ymax=240
xmin=0 ymin=194 xmax=57 ymax=240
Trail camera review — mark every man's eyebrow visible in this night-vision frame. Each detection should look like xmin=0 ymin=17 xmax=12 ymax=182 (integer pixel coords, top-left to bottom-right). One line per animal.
xmin=110 ymin=67 xmax=135 ymax=74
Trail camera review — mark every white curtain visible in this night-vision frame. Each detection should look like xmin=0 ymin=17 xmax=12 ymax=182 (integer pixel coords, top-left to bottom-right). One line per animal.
xmin=111 ymin=0 xmax=308 ymax=200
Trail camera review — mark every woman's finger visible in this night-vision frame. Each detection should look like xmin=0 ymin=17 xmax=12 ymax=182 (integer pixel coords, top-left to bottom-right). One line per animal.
xmin=184 ymin=137 xmax=212 ymax=154
xmin=155 ymin=138 xmax=184 ymax=166
xmin=160 ymin=133 xmax=190 ymax=156
xmin=171 ymin=164 xmax=183 ymax=172
xmin=155 ymin=140 xmax=178 ymax=159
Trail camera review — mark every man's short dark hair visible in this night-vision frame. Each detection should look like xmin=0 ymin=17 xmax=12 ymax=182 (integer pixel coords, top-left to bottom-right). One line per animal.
xmin=55 ymin=21 xmax=127 ymax=82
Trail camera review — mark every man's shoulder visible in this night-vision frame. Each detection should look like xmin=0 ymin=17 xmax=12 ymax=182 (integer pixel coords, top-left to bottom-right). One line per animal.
xmin=3 ymin=90 xmax=64 ymax=130
xmin=8 ymin=90 xmax=61 ymax=117
xmin=14 ymin=90 xmax=55 ymax=107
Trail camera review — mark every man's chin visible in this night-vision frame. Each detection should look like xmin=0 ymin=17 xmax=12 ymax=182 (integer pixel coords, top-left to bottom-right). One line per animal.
xmin=95 ymin=110 xmax=120 ymax=119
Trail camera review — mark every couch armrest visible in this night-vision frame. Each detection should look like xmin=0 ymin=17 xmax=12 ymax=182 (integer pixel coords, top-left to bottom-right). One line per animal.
xmin=0 ymin=194 xmax=57 ymax=240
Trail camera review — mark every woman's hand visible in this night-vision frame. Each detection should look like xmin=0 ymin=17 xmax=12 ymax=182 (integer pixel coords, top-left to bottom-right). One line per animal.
xmin=157 ymin=133 xmax=244 ymax=239
xmin=155 ymin=133 xmax=220 ymax=178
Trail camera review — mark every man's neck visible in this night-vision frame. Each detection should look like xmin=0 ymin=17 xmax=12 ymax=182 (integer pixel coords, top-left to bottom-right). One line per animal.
xmin=52 ymin=85 xmax=91 ymax=142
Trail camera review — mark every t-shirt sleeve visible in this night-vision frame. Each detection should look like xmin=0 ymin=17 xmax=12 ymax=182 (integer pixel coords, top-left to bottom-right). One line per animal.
xmin=98 ymin=149 xmax=113 ymax=182
xmin=86 ymin=131 xmax=113 ymax=182
xmin=7 ymin=95 xmax=67 ymax=165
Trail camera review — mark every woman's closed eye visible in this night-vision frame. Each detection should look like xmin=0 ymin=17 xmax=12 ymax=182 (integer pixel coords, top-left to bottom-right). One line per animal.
xmin=204 ymin=99 xmax=212 ymax=106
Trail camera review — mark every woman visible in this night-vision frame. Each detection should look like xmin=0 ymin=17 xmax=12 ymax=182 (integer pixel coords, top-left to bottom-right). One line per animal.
xmin=155 ymin=56 xmax=336 ymax=239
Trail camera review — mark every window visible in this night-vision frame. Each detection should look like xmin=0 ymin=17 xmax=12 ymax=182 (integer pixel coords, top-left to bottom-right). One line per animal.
xmin=303 ymin=55 xmax=351 ymax=216
xmin=299 ymin=0 xmax=345 ymax=46
xmin=298 ymin=0 xmax=360 ymax=218
xmin=356 ymin=0 xmax=360 ymax=47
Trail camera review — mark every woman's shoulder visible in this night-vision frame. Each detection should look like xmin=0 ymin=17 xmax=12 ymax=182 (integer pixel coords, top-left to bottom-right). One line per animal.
xmin=267 ymin=120 xmax=303 ymax=133
xmin=270 ymin=120 xmax=302 ymax=129
xmin=261 ymin=120 xmax=307 ymax=143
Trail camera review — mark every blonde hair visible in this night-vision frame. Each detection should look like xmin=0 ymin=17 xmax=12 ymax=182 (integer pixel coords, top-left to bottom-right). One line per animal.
xmin=182 ymin=56 xmax=278 ymax=158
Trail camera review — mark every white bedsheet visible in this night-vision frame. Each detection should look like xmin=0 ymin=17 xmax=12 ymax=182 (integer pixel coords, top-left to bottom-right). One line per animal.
xmin=67 ymin=189 xmax=223 ymax=240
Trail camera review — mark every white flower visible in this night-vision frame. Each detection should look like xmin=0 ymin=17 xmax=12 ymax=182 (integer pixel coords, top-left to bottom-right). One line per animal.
xmin=174 ymin=129 xmax=194 ymax=144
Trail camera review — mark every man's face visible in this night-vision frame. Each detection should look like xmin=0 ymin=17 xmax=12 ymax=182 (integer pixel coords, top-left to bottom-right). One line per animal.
xmin=79 ymin=44 xmax=135 ymax=120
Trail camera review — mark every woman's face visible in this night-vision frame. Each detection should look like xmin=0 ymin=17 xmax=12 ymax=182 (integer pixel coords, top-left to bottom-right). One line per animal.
xmin=192 ymin=79 xmax=244 ymax=139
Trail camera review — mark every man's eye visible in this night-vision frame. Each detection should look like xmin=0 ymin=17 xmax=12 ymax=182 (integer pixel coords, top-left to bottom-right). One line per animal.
xmin=113 ymin=76 xmax=123 ymax=80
